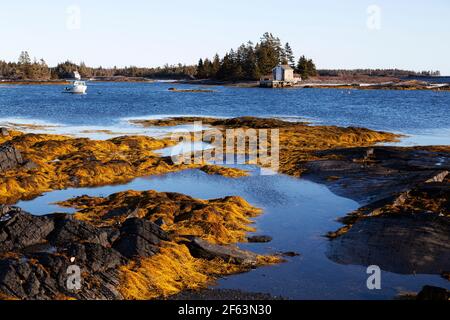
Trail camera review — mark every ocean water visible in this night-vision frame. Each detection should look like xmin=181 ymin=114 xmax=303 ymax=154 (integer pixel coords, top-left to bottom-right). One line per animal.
xmin=1 ymin=82 xmax=450 ymax=144
xmin=2 ymin=82 xmax=450 ymax=299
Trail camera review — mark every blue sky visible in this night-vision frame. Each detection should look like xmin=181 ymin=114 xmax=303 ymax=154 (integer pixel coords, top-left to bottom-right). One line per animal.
xmin=1 ymin=0 xmax=449 ymax=74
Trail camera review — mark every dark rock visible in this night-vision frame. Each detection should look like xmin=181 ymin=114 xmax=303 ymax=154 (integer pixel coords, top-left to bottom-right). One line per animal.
xmin=0 ymin=206 xmax=55 ymax=253
xmin=304 ymin=146 xmax=450 ymax=204
xmin=417 ymin=285 xmax=449 ymax=301
xmin=105 ymin=207 xmax=128 ymax=219
xmin=48 ymin=216 xmax=110 ymax=247
xmin=247 ymin=235 xmax=273 ymax=243
xmin=281 ymin=251 xmax=301 ymax=257
xmin=0 ymin=258 xmax=58 ymax=299
xmin=327 ymin=213 xmax=450 ymax=275
xmin=0 ymin=208 xmax=138 ymax=300
xmin=304 ymin=146 xmax=450 ymax=277
xmin=187 ymin=238 xmax=258 ymax=265
xmin=65 ymin=243 xmax=125 ymax=272
xmin=154 ymin=217 xmax=165 ymax=227
xmin=0 ymin=144 xmax=24 ymax=172
xmin=113 ymin=218 xmax=168 ymax=258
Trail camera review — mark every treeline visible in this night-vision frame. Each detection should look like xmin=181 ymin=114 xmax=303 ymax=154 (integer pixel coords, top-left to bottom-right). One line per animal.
xmin=318 ymin=68 xmax=441 ymax=77
xmin=1 ymin=46 xmax=442 ymax=82
xmin=196 ymin=32 xmax=317 ymax=81
xmin=0 ymin=51 xmax=196 ymax=80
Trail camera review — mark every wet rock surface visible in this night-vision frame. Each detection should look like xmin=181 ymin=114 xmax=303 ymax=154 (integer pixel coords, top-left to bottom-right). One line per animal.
xmin=327 ymin=213 xmax=450 ymax=274
xmin=0 ymin=188 xmax=276 ymax=300
xmin=186 ymin=238 xmax=258 ymax=266
xmin=247 ymin=235 xmax=273 ymax=243
xmin=0 ymin=205 xmax=169 ymax=299
xmin=303 ymin=146 xmax=450 ymax=204
xmin=113 ymin=218 xmax=169 ymax=258
xmin=303 ymin=146 xmax=450 ymax=278
xmin=416 ymin=286 xmax=449 ymax=301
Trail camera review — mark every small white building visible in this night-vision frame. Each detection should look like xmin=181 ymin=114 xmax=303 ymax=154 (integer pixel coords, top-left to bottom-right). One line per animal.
xmin=260 ymin=64 xmax=300 ymax=88
xmin=273 ymin=65 xmax=295 ymax=82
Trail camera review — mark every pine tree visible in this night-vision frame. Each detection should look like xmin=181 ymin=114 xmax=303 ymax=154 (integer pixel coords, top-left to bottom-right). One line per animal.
xmin=196 ymin=58 xmax=205 ymax=78
xmin=284 ymin=43 xmax=295 ymax=67
xmin=18 ymin=51 xmax=31 ymax=65
xmin=306 ymin=59 xmax=317 ymax=77
xmin=296 ymin=55 xmax=309 ymax=79
xmin=17 ymin=51 xmax=31 ymax=79
xmin=296 ymin=55 xmax=317 ymax=79
xmin=211 ymin=54 xmax=220 ymax=78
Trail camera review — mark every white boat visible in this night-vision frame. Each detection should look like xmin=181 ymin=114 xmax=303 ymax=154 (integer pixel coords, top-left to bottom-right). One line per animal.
xmin=64 ymin=71 xmax=87 ymax=94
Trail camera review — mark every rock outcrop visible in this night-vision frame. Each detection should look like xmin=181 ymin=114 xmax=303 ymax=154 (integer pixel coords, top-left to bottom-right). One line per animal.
xmin=0 ymin=187 xmax=278 ymax=300
xmin=0 ymin=131 xmax=248 ymax=204
xmin=0 ymin=144 xmax=24 ymax=173
xmin=131 ymin=116 xmax=399 ymax=177
xmin=186 ymin=238 xmax=258 ymax=266
xmin=0 ymin=205 xmax=175 ymax=299
xmin=303 ymin=146 xmax=450 ymax=277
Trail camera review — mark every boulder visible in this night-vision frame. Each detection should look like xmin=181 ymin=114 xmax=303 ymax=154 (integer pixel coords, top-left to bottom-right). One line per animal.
xmin=0 ymin=144 xmax=24 ymax=172
xmin=187 ymin=238 xmax=258 ymax=266
xmin=327 ymin=213 xmax=450 ymax=275
xmin=0 ymin=258 xmax=58 ymax=299
xmin=48 ymin=216 xmax=110 ymax=247
xmin=0 ymin=206 xmax=55 ymax=253
xmin=65 ymin=243 xmax=125 ymax=272
xmin=247 ymin=235 xmax=273 ymax=243
xmin=417 ymin=285 xmax=449 ymax=301
xmin=113 ymin=218 xmax=169 ymax=258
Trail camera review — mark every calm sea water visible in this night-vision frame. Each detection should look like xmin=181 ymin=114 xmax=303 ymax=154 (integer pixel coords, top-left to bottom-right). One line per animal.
xmin=2 ymin=82 xmax=450 ymax=299
xmin=1 ymin=82 xmax=450 ymax=144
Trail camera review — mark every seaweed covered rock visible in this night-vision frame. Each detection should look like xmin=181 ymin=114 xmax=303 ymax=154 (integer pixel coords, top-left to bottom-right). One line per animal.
xmin=57 ymin=191 xmax=262 ymax=244
xmin=0 ymin=131 xmax=247 ymax=204
xmin=0 ymin=189 xmax=278 ymax=300
xmin=0 ymin=206 xmax=167 ymax=300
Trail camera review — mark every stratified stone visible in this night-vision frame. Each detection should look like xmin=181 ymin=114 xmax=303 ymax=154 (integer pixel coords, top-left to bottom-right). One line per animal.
xmin=113 ymin=218 xmax=169 ymax=258
xmin=0 ymin=206 xmax=55 ymax=253
xmin=187 ymin=238 xmax=258 ymax=266
xmin=0 ymin=144 xmax=24 ymax=172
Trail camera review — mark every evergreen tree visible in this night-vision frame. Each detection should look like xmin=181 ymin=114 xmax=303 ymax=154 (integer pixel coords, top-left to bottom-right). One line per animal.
xmin=296 ymin=55 xmax=317 ymax=79
xmin=211 ymin=54 xmax=220 ymax=78
xmin=18 ymin=51 xmax=31 ymax=65
xmin=284 ymin=43 xmax=295 ymax=67
xmin=306 ymin=58 xmax=317 ymax=77
xmin=17 ymin=51 xmax=31 ymax=79
xmin=196 ymin=58 xmax=205 ymax=78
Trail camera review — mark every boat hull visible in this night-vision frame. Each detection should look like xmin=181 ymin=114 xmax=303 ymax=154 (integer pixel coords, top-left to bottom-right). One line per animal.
xmin=64 ymin=85 xmax=87 ymax=94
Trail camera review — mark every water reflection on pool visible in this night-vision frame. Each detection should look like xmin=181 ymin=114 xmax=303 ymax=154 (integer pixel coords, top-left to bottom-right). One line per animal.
xmin=17 ymin=167 xmax=449 ymax=300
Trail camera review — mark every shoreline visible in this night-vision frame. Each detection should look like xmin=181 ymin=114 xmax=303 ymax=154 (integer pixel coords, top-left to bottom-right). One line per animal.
xmin=2 ymin=78 xmax=450 ymax=91
xmin=175 ymin=78 xmax=450 ymax=91
xmin=0 ymin=117 xmax=449 ymax=300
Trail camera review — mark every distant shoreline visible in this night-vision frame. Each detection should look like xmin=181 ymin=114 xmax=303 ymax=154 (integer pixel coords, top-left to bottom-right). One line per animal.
xmin=2 ymin=77 xmax=449 ymax=91
xmin=176 ymin=78 xmax=450 ymax=91
xmin=0 ymin=77 xmax=157 ymax=86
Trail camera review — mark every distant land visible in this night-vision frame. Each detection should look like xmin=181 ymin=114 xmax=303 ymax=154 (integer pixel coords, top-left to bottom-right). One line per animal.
xmin=0 ymin=33 xmax=443 ymax=85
